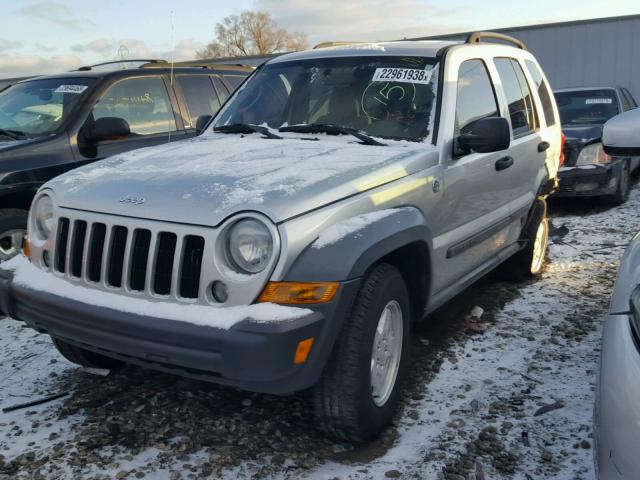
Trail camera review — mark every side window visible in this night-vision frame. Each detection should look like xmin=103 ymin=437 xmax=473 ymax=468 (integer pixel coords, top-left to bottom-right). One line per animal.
xmin=620 ymin=89 xmax=636 ymax=111
xmin=623 ymin=88 xmax=638 ymax=108
xmin=92 ymin=77 xmax=176 ymax=135
xmin=494 ymin=58 xmax=538 ymax=136
xmin=524 ymin=60 xmax=557 ymax=126
xmin=455 ymin=59 xmax=499 ymax=136
xmin=211 ymin=76 xmax=230 ymax=103
xmin=175 ymin=75 xmax=221 ymax=127
xmin=222 ymin=75 xmax=246 ymax=92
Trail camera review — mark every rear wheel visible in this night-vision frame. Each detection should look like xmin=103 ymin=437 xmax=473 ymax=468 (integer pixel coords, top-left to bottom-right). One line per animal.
xmin=313 ymin=263 xmax=411 ymax=442
xmin=501 ymin=199 xmax=548 ymax=282
xmin=0 ymin=209 xmax=27 ymax=263
xmin=52 ymin=338 xmax=123 ymax=370
xmin=607 ymin=160 xmax=630 ymax=206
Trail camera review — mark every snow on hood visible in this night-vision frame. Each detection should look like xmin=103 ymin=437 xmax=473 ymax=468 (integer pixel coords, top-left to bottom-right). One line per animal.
xmin=47 ymin=133 xmax=432 ymax=226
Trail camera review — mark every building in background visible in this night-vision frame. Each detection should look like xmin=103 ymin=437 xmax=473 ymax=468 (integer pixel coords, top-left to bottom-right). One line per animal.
xmin=419 ymin=14 xmax=640 ymax=98
xmin=2 ymin=14 xmax=639 ymax=98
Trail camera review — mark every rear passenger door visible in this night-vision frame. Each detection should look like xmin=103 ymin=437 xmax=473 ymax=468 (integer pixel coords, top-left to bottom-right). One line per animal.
xmin=492 ymin=57 xmax=546 ymax=208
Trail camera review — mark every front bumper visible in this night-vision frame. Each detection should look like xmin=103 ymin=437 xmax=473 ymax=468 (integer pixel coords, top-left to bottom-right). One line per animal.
xmin=555 ymin=160 xmax=624 ymax=197
xmin=595 ymin=315 xmax=640 ymax=479
xmin=0 ymin=266 xmax=359 ymax=395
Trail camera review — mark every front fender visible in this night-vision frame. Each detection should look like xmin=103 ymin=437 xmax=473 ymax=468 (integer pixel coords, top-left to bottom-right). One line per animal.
xmin=284 ymin=206 xmax=432 ymax=282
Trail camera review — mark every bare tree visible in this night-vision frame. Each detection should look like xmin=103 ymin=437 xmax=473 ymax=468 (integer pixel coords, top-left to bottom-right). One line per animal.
xmin=197 ymin=11 xmax=308 ymax=59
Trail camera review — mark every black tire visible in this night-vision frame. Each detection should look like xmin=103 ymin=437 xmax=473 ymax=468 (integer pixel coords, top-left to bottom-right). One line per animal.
xmin=52 ymin=338 xmax=123 ymax=370
xmin=313 ymin=263 xmax=411 ymax=442
xmin=0 ymin=209 xmax=28 ymax=263
xmin=607 ymin=160 xmax=630 ymax=206
xmin=500 ymin=198 xmax=548 ymax=283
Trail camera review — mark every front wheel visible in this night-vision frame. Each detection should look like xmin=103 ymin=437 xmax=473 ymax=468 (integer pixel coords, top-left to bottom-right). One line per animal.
xmin=500 ymin=199 xmax=549 ymax=282
xmin=0 ymin=209 xmax=27 ymax=263
xmin=313 ymin=263 xmax=411 ymax=442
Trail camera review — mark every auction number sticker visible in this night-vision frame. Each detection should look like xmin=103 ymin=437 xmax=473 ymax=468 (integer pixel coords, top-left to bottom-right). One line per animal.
xmin=54 ymin=85 xmax=89 ymax=94
xmin=372 ymin=68 xmax=433 ymax=85
xmin=585 ymin=98 xmax=612 ymax=104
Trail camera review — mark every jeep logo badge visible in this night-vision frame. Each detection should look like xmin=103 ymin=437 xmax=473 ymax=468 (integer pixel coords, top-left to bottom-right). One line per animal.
xmin=119 ymin=195 xmax=146 ymax=205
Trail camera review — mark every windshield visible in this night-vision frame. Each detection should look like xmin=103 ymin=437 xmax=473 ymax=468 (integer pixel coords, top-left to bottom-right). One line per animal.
xmin=0 ymin=78 xmax=94 ymax=137
xmin=214 ymin=56 xmax=439 ymax=142
xmin=555 ymin=89 xmax=619 ymax=126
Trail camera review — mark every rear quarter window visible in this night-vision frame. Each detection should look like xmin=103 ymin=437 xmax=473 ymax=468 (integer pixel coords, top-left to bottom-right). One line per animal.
xmin=494 ymin=58 xmax=539 ymax=137
xmin=524 ymin=60 xmax=557 ymax=127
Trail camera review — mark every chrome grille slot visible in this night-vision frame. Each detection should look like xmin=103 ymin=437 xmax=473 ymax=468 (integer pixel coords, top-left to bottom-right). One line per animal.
xmin=129 ymin=229 xmax=151 ymax=292
xmin=107 ymin=226 xmax=128 ymax=288
xmin=153 ymin=232 xmax=177 ymax=295
xmin=69 ymin=220 xmax=87 ymax=278
xmin=87 ymin=223 xmax=106 ymax=282
xmin=55 ymin=218 xmax=70 ymax=273
xmin=179 ymin=235 xmax=205 ymax=299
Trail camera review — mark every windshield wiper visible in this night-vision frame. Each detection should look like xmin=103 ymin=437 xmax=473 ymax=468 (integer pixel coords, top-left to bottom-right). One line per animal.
xmin=213 ymin=123 xmax=282 ymax=139
xmin=279 ymin=124 xmax=386 ymax=146
xmin=0 ymin=128 xmax=26 ymax=140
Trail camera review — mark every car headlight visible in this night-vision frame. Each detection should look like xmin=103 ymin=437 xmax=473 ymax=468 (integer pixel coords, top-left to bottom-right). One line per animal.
xmin=576 ymin=142 xmax=612 ymax=166
xmin=226 ymin=218 xmax=273 ymax=273
xmin=32 ymin=194 xmax=54 ymax=240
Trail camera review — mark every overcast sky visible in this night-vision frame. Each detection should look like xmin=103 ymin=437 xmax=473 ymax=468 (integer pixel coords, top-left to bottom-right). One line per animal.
xmin=1 ymin=0 xmax=638 ymax=77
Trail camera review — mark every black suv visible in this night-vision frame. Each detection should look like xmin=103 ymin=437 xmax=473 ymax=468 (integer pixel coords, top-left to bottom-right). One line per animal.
xmin=0 ymin=60 xmax=252 ymax=262
xmin=554 ymin=86 xmax=639 ymax=204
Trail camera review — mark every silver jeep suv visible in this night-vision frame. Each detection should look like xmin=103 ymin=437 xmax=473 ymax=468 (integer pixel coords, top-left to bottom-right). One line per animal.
xmin=0 ymin=32 xmax=561 ymax=441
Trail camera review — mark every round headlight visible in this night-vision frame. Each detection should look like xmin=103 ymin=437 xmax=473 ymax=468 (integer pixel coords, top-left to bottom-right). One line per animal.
xmin=227 ymin=219 xmax=273 ymax=274
xmin=33 ymin=194 xmax=54 ymax=239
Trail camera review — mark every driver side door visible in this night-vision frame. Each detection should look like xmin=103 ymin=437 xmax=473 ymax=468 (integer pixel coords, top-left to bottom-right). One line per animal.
xmin=433 ymin=58 xmax=515 ymax=294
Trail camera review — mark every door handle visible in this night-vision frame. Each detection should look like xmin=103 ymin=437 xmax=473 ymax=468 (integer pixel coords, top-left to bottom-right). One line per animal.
xmin=538 ymin=141 xmax=550 ymax=152
xmin=495 ymin=156 xmax=514 ymax=171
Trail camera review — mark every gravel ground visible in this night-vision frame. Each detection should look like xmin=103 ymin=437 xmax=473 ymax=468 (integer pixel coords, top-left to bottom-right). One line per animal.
xmin=1 ymin=180 xmax=638 ymax=480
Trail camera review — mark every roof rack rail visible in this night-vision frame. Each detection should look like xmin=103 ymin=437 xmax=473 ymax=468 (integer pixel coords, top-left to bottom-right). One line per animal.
xmin=168 ymin=62 xmax=255 ymax=70
xmin=465 ymin=31 xmax=527 ymax=51
xmin=313 ymin=42 xmax=363 ymax=49
xmin=77 ymin=59 xmax=167 ymax=71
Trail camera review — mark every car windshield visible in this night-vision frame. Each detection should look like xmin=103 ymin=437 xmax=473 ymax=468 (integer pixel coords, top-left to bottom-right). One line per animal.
xmin=555 ymin=89 xmax=619 ymax=125
xmin=214 ymin=55 xmax=439 ymax=142
xmin=0 ymin=78 xmax=94 ymax=137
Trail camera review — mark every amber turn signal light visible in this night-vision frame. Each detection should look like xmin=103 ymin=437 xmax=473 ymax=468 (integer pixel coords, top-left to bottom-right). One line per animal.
xmin=294 ymin=337 xmax=314 ymax=364
xmin=22 ymin=237 xmax=31 ymax=260
xmin=258 ymin=282 xmax=339 ymax=304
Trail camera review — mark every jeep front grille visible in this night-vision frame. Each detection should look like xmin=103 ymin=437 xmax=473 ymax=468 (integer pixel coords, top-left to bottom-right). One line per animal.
xmin=54 ymin=217 xmax=205 ymax=300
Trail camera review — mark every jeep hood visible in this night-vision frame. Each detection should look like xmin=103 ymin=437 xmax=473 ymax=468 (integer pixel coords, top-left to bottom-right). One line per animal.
xmin=47 ymin=134 xmax=435 ymax=226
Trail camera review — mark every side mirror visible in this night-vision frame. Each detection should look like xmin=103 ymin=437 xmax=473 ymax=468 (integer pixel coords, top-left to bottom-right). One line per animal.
xmin=195 ymin=114 xmax=213 ymax=135
xmin=456 ymin=117 xmax=510 ymax=155
xmin=602 ymin=108 xmax=640 ymax=156
xmin=84 ymin=117 xmax=130 ymax=142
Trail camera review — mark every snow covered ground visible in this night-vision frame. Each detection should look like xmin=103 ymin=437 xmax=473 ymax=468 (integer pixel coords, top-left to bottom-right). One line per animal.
xmin=1 ymin=182 xmax=639 ymax=480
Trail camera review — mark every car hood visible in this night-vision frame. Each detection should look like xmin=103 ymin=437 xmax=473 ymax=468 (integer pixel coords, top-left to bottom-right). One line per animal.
xmin=561 ymin=124 xmax=603 ymax=144
xmin=47 ymin=133 xmax=434 ymax=226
